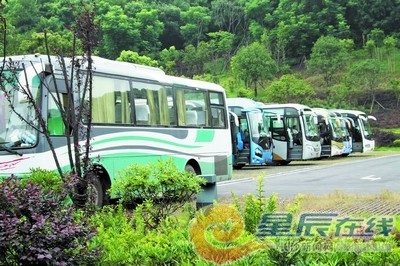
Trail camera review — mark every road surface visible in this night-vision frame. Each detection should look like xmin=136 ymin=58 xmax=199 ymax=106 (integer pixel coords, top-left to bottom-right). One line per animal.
xmin=218 ymin=153 xmax=400 ymax=199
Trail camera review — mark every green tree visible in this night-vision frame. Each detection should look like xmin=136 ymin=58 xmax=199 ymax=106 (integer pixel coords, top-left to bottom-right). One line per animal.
xmin=230 ymin=42 xmax=277 ymax=97
xmin=180 ymin=6 xmax=211 ymax=47
xmin=4 ymin=0 xmax=40 ymax=33
xmin=383 ymin=36 xmax=397 ymax=73
xmin=117 ymin=50 xmax=158 ymax=67
xmin=158 ymin=46 xmax=181 ymax=75
xmin=264 ymin=0 xmax=350 ymax=60
xmin=261 ymin=74 xmax=316 ymax=104
xmin=347 ymin=59 xmax=384 ymax=113
xmin=100 ymin=5 xmax=138 ymax=59
xmin=207 ymin=31 xmax=234 ymax=71
xmin=307 ymin=36 xmax=350 ymax=86
xmin=388 ymin=78 xmax=400 ymax=108
xmin=158 ymin=4 xmax=184 ymax=50
xmin=211 ymin=0 xmax=246 ymax=35
xmin=365 ymin=28 xmax=385 ymax=61
xmin=346 ymin=0 xmax=400 ymax=47
xmin=132 ymin=8 xmax=164 ymax=56
xmin=182 ymin=42 xmax=211 ymax=77
xmin=18 ymin=31 xmax=76 ymax=55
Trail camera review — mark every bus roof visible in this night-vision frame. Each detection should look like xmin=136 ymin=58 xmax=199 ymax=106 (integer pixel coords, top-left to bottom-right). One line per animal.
xmin=331 ymin=109 xmax=367 ymax=117
xmin=262 ymin=103 xmax=314 ymax=112
xmin=313 ymin=108 xmax=338 ymax=117
xmin=167 ymin=75 xmax=225 ymax=93
xmin=226 ymin=97 xmax=261 ymax=109
xmin=5 ymin=54 xmax=171 ymax=84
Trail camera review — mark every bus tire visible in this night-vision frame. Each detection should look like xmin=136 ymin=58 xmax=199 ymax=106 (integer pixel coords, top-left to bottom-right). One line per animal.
xmin=185 ymin=164 xmax=197 ymax=174
xmin=233 ymin=164 xmax=245 ymax=170
xmin=279 ymin=160 xmax=291 ymax=166
xmin=87 ymin=172 xmax=105 ymax=208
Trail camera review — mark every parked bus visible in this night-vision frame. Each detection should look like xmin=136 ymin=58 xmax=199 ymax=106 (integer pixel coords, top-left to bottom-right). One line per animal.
xmin=332 ymin=109 xmax=376 ymax=153
xmin=313 ymin=108 xmax=345 ymax=157
xmin=331 ymin=111 xmax=353 ymax=156
xmin=262 ymin=103 xmax=321 ymax=165
xmin=0 ymin=54 xmax=232 ymax=206
xmin=228 ymin=103 xmax=274 ymax=169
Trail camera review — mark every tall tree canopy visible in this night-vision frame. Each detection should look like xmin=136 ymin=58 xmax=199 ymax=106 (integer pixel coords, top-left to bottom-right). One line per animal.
xmin=230 ymin=42 xmax=277 ymax=97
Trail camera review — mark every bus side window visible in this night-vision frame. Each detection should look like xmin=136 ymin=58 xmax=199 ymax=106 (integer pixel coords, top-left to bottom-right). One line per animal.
xmin=186 ymin=110 xmax=198 ymax=126
xmin=211 ymin=107 xmax=226 ymax=128
xmin=197 ymin=110 xmax=206 ymax=126
xmin=135 ymin=104 xmax=150 ymax=125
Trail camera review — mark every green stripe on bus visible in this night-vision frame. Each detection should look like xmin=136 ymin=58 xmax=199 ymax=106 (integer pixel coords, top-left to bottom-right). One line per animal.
xmin=195 ymin=130 xmax=215 ymax=142
xmin=92 ymin=136 xmax=202 ymax=148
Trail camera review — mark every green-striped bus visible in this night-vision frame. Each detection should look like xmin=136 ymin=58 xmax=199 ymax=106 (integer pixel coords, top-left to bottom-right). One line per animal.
xmin=0 ymin=54 xmax=232 ymax=206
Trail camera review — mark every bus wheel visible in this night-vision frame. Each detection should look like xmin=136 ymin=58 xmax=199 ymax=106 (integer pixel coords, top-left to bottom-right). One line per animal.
xmin=233 ymin=164 xmax=245 ymax=170
xmin=185 ymin=164 xmax=197 ymax=174
xmin=279 ymin=160 xmax=291 ymax=166
xmin=87 ymin=172 xmax=104 ymax=208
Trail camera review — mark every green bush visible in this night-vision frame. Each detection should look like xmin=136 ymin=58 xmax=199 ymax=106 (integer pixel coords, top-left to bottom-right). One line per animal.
xmin=108 ymin=159 xmax=205 ymax=227
xmin=393 ymin=139 xmax=400 ymax=147
xmin=233 ymin=176 xmax=278 ymax=234
xmin=89 ymin=204 xmax=198 ymax=265
xmin=23 ymin=168 xmax=65 ymax=194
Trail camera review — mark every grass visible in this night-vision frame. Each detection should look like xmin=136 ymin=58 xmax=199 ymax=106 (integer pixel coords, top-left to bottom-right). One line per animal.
xmin=380 ymin=128 xmax=400 ymax=134
xmin=374 ymin=146 xmax=400 ymax=152
xmin=278 ymin=191 xmax=400 ymax=217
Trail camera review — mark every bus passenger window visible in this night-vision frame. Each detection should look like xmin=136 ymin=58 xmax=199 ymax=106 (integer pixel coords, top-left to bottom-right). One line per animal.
xmin=135 ymin=104 xmax=150 ymax=125
xmin=211 ymin=107 xmax=226 ymax=128
xmin=186 ymin=110 xmax=198 ymax=126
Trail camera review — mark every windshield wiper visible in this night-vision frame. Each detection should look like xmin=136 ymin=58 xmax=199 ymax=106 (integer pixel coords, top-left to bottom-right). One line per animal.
xmin=0 ymin=142 xmax=23 ymax=156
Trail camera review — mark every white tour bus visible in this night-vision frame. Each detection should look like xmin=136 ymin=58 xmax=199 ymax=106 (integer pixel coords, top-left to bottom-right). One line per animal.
xmin=262 ymin=103 xmax=321 ymax=165
xmin=332 ymin=109 xmax=376 ymax=153
xmin=0 ymin=54 xmax=232 ymax=206
xmin=313 ymin=108 xmax=345 ymax=157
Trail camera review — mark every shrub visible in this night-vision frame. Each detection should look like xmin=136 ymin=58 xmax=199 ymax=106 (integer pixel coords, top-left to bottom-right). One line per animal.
xmin=108 ymin=159 xmax=205 ymax=227
xmin=89 ymin=204 xmax=198 ymax=265
xmin=393 ymin=139 xmax=400 ymax=147
xmin=372 ymin=129 xmax=399 ymax=147
xmin=0 ymin=177 xmax=101 ymax=265
xmin=232 ymin=176 xmax=278 ymax=234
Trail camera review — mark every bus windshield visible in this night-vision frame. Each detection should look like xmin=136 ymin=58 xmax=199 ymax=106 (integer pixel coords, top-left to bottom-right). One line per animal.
xmin=302 ymin=112 xmax=319 ymax=141
xmin=330 ymin=117 xmax=344 ymax=141
xmin=0 ymin=70 xmax=39 ymax=147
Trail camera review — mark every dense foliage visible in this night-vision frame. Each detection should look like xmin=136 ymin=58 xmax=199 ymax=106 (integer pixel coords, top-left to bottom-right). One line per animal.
xmin=2 ymin=0 xmax=400 ymax=124
xmin=108 ymin=159 xmax=205 ymax=228
xmin=0 ymin=176 xmax=100 ymax=265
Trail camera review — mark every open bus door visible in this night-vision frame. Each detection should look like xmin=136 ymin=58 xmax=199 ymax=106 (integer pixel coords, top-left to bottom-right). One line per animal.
xmin=229 ymin=111 xmax=243 ymax=169
xmin=270 ymin=114 xmax=291 ymax=165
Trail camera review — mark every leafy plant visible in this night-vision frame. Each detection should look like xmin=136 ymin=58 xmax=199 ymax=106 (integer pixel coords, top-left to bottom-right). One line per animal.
xmin=89 ymin=204 xmax=198 ymax=265
xmin=108 ymin=158 xmax=205 ymax=227
xmin=0 ymin=177 xmax=100 ymax=265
